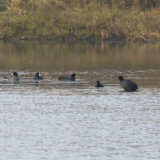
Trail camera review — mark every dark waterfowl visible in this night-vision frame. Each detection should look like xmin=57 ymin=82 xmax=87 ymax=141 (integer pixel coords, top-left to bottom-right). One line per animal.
xmin=12 ymin=72 xmax=19 ymax=81
xmin=58 ymin=73 xmax=76 ymax=81
xmin=33 ymin=72 xmax=43 ymax=81
xmin=95 ymin=81 xmax=104 ymax=87
xmin=119 ymin=76 xmax=138 ymax=91
xmin=1 ymin=76 xmax=9 ymax=81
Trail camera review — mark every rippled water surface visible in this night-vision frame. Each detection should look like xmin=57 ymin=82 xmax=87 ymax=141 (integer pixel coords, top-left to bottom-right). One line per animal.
xmin=0 ymin=41 xmax=160 ymax=160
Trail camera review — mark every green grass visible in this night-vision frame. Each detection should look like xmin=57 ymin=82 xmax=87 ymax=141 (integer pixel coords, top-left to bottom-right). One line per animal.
xmin=0 ymin=0 xmax=160 ymax=41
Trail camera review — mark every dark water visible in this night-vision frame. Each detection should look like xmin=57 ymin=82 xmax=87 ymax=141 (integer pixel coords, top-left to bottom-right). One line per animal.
xmin=0 ymin=41 xmax=160 ymax=160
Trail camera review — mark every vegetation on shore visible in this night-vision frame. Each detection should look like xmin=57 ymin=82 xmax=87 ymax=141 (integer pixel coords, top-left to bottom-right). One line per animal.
xmin=0 ymin=0 xmax=160 ymax=41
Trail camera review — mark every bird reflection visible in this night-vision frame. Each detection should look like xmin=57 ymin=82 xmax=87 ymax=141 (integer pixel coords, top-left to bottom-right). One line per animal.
xmin=34 ymin=80 xmax=40 ymax=87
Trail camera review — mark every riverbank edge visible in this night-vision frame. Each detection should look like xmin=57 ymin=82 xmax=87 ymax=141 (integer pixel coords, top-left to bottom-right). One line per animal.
xmin=1 ymin=2 xmax=160 ymax=43
xmin=0 ymin=35 xmax=157 ymax=43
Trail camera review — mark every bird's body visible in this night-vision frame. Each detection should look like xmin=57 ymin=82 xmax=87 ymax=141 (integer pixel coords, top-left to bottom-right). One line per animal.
xmin=95 ymin=81 xmax=104 ymax=87
xmin=119 ymin=76 xmax=138 ymax=91
xmin=33 ymin=72 xmax=43 ymax=81
xmin=12 ymin=72 xmax=19 ymax=81
xmin=58 ymin=73 xmax=76 ymax=81
xmin=1 ymin=76 xmax=9 ymax=81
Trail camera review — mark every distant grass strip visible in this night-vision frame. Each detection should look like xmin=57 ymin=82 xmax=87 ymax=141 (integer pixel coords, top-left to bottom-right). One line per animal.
xmin=0 ymin=0 xmax=160 ymax=41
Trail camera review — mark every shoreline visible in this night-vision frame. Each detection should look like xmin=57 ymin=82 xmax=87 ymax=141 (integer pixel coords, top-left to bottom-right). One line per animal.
xmin=0 ymin=36 xmax=158 ymax=44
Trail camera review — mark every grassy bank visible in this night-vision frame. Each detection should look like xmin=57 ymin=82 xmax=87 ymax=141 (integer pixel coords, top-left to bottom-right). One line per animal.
xmin=0 ymin=0 xmax=160 ymax=41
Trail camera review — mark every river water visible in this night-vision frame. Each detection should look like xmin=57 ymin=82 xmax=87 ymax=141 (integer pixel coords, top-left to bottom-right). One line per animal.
xmin=0 ymin=41 xmax=160 ymax=160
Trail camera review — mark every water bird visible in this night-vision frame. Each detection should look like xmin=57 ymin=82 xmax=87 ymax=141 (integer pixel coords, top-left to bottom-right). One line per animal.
xmin=12 ymin=72 xmax=19 ymax=81
xmin=95 ymin=81 xmax=104 ymax=87
xmin=33 ymin=72 xmax=43 ymax=80
xmin=1 ymin=76 xmax=9 ymax=81
xmin=58 ymin=73 xmax=76 ymax=81
xmin=119 ymin=76 xmax=138 ymax=91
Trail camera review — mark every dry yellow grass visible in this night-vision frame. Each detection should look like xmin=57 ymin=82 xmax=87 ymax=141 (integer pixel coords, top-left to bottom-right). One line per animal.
xmin=0 ymin=0 xmax=160 ymax=41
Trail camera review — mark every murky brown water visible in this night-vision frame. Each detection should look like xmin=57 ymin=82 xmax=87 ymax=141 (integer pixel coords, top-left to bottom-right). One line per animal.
xmin=0 ymin=41 xmax=160 ymax=160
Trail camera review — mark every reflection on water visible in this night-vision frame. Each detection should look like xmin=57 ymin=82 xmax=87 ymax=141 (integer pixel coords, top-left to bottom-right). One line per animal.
xmin=0 ymin=41 xmax=160 ymax=160
xmin=0 ymin=41 xmax=160 ymax=70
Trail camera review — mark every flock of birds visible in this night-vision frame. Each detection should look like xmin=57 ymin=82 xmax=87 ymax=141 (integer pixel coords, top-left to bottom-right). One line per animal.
xmin=2 ymin=72 xmax=139 ymax=92
xmin=95 ymin=76 xmax=138 ymax=91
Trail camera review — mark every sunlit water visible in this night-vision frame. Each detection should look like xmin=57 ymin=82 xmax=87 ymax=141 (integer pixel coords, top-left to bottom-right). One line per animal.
xmin=0 ymin=41 xmax=160 ymax=160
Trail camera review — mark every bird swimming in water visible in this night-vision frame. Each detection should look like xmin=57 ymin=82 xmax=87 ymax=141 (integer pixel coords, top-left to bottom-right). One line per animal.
xmin=95 ymin=81 xmax=104 ymax=87
xmin=33 ymin=72 xmax=43 ymax=81
xmin=12 ymin=72 xmax=19 ymax=81
xmin=58 ymin=73 xmax=76 ymax=81
xmin=119 ymin=76 xmax=138 ymax=91
xmin=1 ymin=76 xmax=9 ymax=81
